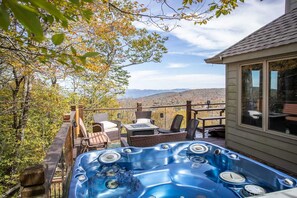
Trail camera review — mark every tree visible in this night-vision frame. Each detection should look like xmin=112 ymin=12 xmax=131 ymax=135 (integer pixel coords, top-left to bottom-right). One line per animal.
xmin=0 ymin=0 xmax=167 ymax=192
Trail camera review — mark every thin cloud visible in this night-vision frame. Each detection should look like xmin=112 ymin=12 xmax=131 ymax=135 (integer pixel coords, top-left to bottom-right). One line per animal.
xmin=170 ymin=0 xmax=284 ymax=51
xmin=168 ymin=50 xmax=221 ymax=57
xmin=128 ymin=73 xmax=225 ymax=89
xmin=129 ymin=70 xmax=160 ymax=80
xmin=167 ymin=63 xmax=189 ymax=68
xmin=134 ymin=0 xmax=284 ymax=51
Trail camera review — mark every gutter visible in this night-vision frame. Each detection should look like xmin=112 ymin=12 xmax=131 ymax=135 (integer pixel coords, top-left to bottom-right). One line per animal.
xmin=204 ymin=56 xmax=224 ymax=64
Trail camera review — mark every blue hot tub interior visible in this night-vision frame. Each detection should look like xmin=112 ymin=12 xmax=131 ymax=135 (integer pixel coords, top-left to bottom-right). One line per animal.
xmin=69 ymin=141 xmax=297 ymax=198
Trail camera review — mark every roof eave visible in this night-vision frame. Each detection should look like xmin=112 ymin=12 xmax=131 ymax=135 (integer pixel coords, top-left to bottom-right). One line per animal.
xmin=204 ymin=56 xmax=223 ymax=64
xmin=205 ymin=43 xmax=297 ymax=65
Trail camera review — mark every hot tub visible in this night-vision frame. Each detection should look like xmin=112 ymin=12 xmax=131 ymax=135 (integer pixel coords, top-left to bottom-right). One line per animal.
xmin=68 ymin=141 xmax=297 ymax=197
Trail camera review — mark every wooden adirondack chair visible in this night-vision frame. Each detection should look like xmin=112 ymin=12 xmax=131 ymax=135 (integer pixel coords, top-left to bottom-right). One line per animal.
xmin=79 ymin=118 xmax=110 ymax=153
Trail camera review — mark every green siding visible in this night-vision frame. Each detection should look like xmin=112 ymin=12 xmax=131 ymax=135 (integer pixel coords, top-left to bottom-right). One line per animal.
xmin=225 ymin=58 xmax=297 ymax=175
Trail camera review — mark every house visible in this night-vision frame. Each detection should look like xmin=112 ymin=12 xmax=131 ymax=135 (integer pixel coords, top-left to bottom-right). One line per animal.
xmin=205 ymin=0 xmax=297 ymax=175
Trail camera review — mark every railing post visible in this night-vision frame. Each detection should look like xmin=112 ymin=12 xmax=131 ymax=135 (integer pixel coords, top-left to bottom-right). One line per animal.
xmin=71 ymin=105 xmax=79 ymax=138
xmin=63 ymin=114 xmax=70 ymax=122
xmin=78 ymin=105 xmax=84 ymax=137
xmin=186 ymin=100 xmax=192 ymax=129
xmin=63 ymin=114 xmax=74 ymax=167
xmin=20 ymin=165 xmax=46 ymax=197
xmin=78 ymin=104 xmax=84 ymax=120
xmin=70 ymin=106 xmax=77 ymax=147
xmin=207 ymin=100 xmax=211 ymax=108
xmin=136 ymin=102 xmax=142 ymax=112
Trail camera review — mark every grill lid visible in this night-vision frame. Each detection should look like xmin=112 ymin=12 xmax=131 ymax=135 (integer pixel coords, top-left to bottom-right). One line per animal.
xmin=219 ymin=171 xmax=246 ymax=183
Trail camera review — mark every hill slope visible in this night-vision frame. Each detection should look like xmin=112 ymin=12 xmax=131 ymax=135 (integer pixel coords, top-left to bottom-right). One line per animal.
xmin=119 ymin=88 xmax=225 ymax=107
xmin=119 ymin=89 xmax=188 ymax=99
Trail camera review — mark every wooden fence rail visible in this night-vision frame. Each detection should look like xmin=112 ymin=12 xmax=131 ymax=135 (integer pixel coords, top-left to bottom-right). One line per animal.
xmin=82 ymin=101 xmax=225 ymax=131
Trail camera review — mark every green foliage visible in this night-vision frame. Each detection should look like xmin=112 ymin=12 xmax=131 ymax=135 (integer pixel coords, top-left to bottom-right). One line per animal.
xmin=30 ymin=0 xmax=68 ymax=27
xmin=51 ymin=33 xmax=65 ymax=45
xmin=82 ymin=52 xmax=100 ymax=58
xmin=0 ymin=4 xmax=10 ymax=30
xmin=126 ymin=29 xmax=168 ymax=65
xmin=0 ymin=0 xmax=71 ymax=41
xmin=6 ymin=0 xmax=44 ymax=41
xmin=209 ymin=0 xmax=245 ymax=19
xmin=0 ymin=81 xmax=69 ymax=193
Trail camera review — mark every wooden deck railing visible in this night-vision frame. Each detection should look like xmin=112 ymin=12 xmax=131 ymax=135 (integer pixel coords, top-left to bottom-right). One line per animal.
xmin=82 ymin=100 xmax=225 ymax=134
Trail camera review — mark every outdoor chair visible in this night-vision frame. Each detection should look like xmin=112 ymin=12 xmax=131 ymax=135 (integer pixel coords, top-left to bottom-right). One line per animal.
xmin=158 ymin=114 xmax=184 ymax=134
xmin=79 ymin=118 xmax=110 ymax=153
xmin=121 ymin=132 xmax=187 ymax=147
xmin=93 ymin=113 xmax=121 ymax=141
xmin=185 ymin=119 xmax=199 ymax=140
xmin=133 ymin=111 xmax=155 ymax=124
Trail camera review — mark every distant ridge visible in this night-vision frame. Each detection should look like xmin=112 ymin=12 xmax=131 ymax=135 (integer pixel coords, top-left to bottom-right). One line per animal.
xmin=120 ymin=88 xmax=225 ymax=107
xmin=119 ymin=89 xmax=189 ymax=99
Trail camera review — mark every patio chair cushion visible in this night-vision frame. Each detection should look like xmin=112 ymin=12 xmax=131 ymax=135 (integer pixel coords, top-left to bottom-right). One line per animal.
xmin=136 ymin=118 xmax=151 ymax=124
xmin=248 ymin=110 xmax=261 ymax=119
xmin=93 ymin=113 xmax=109 ymax=123
xmin=104 ymin=127 xmax=119 ymax=133
xmin=99 ymin=121 xmax=117 ymax=130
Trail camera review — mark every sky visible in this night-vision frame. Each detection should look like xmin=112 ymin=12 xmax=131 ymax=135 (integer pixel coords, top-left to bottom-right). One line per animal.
xmin=125 ymin=0 xmax=285 ymax=90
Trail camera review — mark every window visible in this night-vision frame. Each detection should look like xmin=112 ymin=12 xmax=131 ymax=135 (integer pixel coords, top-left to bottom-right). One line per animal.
xmin=241 ymin=63 xmax=263 ymax=128
xmin=268 ymin=58 xmax=297 ymax=136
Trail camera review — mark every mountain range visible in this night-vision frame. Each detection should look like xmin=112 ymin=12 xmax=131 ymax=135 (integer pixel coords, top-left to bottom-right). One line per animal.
xmin=119 ymin=88 xmax=225 ymax=107
xmin=119 ymin=89 xmax=189 ymax=99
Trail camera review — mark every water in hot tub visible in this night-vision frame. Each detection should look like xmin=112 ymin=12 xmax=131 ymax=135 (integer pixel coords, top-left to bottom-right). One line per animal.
xmin=69 ymin=141 xmax=297 ymax=198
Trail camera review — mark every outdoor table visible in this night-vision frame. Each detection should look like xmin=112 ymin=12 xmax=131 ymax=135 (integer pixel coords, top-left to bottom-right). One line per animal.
xmin=123 ymin=123 xmax=159 ymax=145
xmin=191 ymin=107 xmax=225 ymax=138
xmin=197 ymin=116 xmax=226 ymax=138
xmin=192 ymin=107 xmax=225 ymax=119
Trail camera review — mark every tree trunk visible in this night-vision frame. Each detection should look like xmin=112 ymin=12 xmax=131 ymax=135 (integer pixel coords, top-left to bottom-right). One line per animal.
xmin=19 ymin=75 xmax=31 ymax=141
xmin=11 ymin=67 xmax=24 ymax=140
